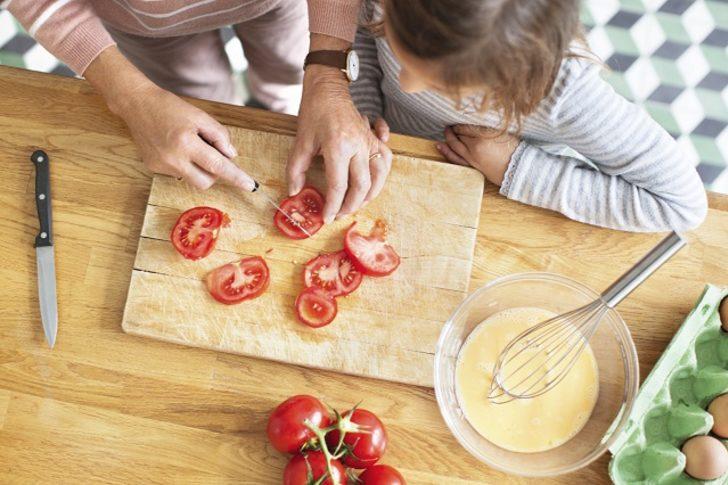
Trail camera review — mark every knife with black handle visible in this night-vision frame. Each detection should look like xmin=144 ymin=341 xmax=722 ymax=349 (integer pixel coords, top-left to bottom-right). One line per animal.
xmin=31 ymin=150 xmax=57 ymax=348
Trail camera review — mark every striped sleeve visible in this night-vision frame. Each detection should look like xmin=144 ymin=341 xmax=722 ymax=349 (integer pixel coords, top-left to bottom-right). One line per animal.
xmin=500 ymin=61 xmax=708 ymax=232
xmin=349 ymin=25 xmax=384 ymax=122
xmin=6 ymin=0 xmax=115 ymax=75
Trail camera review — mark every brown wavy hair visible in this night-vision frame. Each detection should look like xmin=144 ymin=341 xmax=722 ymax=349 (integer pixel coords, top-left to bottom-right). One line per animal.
xmin=379 ymin=0 xmax=584 ymax=130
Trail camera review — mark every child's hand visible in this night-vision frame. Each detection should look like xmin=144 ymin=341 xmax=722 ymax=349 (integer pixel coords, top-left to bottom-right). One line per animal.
xmin=437 ymin=125 xmax=520 ymax=186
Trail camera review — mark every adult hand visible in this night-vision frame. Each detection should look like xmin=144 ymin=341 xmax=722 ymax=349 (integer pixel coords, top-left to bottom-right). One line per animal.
xmin=117 ymin=85 xmax=255 ymax=191
xmin=288 ymin=65 xmax=389 ymax=222
xmin=85 ymin=47 xmax=255 ymax=192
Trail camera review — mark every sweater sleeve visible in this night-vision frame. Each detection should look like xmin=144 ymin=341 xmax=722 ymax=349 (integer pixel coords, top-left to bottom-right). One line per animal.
xmin=349 ymin=25 xmax=384 ymax=121
xmin=500 ymin=63 xmax=708 ymax=233
xmin=7 ymin=0 xmax=115 ymax=75
xmin=307 ymin=0 xmax=361 ymax=42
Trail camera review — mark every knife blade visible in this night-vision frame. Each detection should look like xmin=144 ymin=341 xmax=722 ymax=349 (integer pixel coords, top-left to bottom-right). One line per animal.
xmin=253 ymin=181 xmax=312 ymax=238
xmin=31 ymin=150 xmax=57 ymax=348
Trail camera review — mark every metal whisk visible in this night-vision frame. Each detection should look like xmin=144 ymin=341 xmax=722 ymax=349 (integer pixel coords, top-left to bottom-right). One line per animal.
xmin=488 ymin=232 xmax=686 ymax=404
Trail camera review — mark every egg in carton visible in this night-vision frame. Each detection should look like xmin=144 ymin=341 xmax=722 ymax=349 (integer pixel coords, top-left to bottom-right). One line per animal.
xmin=609 ymin=285 xmax=728 ymax=484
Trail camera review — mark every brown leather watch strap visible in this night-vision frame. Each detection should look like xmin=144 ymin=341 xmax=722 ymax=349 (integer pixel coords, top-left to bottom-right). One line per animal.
xmin=304 ymin=50 xmax=348 ymax=71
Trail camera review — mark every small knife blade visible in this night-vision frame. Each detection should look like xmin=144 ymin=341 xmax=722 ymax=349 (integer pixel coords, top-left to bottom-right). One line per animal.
xmin=31 ymin=150 xmax=58 ymax=348
xmin=253 ymin=181 xmax=312 ymax=238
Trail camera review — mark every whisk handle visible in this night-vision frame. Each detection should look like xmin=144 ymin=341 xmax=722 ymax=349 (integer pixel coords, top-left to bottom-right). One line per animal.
xmin=601 ymin=231 xmax=686 ymax=308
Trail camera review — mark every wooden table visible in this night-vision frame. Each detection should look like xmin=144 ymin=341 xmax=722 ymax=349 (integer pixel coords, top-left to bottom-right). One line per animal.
xmin=1 ymin=65 xmax=726 ymax=484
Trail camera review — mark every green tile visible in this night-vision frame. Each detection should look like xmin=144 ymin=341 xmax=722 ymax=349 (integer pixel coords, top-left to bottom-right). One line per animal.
xmin=690 ymin=135 xmax=724 ymax=164
xmin=604 ymin=25 xmax=640 ymax=55
xmin=651 ymin=57 xmax=686 ymax=88
xmin=602 ymin=70 xmax=634 ymax=100
xmin=655 ymin=12 xmax=692 ymax=44
xmin=645 ymin=101 xmax=681 ymax=134
xmin=621 ymin=0 xmax=646 ymax=13
xmin=705 ymin=1 xmax=728 ymax=26
xmin=0 ymin=52 xmax=25 ymax=69
xmin=581 ymin=7 xmax=595 ymax=27
xmin=700 ymin=45 xmax=728 ymax=75
xmin=695 ymin=88 xmax=728 ymax=122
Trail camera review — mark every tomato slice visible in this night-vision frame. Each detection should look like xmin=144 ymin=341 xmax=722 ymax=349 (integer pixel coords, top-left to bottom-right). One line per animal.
xmin=171 ymin=206 xmax=230 ymax=260
xmin=344 ymin=220 xmax=400 ymax=277
xmin=273 ymin=187 xmax=325 ymax=239
xmin=206 ymin=256 xmax=270 ymax=305
xmin=303 ymin=250 xmax=363 ymax=297
xmin=295 ymin=287 xmax=338 ymax=327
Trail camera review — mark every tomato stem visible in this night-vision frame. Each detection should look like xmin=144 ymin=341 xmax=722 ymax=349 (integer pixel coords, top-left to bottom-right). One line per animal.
xmin=304 ymin=419 xmax=341 ymax=485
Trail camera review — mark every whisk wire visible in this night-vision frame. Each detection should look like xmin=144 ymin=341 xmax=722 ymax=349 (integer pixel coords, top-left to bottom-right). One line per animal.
xmin=489 ymin=303 xmax=607 ymax=403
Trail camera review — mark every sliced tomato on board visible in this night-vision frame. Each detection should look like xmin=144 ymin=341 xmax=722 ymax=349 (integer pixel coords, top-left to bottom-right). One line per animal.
xmin=171 ymin=206 xmax=230 ymax=260
xmin=303 ymin=250 xmax=363 ymax=297
xmin=295 ymin=287 xmax=338 ymax=328
xmin=205 ymin=256 xmax=269 ymax=305
xmin=344 ymin=220 xmax=400 ymax=277
xmin=273 ymin=187 xmax=325 ymax=239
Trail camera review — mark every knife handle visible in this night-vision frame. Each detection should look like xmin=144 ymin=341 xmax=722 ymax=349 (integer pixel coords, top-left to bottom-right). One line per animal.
xmin=31 ymin=150 xmax=53 ymax=248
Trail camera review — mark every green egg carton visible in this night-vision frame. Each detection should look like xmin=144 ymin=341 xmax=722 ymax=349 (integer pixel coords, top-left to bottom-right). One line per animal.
xmin=609 ymin=285 xmax=728 ymax=485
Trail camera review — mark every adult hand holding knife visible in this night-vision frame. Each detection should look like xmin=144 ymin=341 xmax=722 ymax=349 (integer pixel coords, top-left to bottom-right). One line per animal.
xmin=31 ymin=150 xmax=57 ymax=348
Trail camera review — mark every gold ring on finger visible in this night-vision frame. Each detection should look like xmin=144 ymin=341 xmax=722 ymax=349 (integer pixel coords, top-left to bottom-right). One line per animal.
xmin=369 ymin=153 xmax=382 ymax=161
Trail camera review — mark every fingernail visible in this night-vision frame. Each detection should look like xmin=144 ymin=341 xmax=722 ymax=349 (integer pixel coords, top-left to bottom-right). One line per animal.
xmin=229 ymin=144 xmax=238 ymax=157
xmin=324 ymin=213 xmax=335 ymax=224
xmin=251 ymin=180 xmax=259 ymax=192
xmin=436 ymin=144 xmax=442 ymax=150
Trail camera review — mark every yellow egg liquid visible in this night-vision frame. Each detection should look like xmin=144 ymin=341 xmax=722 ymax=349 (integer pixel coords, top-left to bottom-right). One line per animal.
xmin=456 ymin=307 xmax=599 ymax=453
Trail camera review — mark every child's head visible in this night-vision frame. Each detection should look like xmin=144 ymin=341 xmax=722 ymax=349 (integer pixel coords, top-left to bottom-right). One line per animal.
xmin=382 ymin=0 xmax=582 ymax=127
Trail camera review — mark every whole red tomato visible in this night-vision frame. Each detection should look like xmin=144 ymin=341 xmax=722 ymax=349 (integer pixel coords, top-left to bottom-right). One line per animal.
xmin=326 ymin=408 xmax=388 ymax=468
xmin=283 ymin=451 xmax=346 ymax=485
xmin=359 ymin=465 xmax=406 ymax=485
xmin=267 ymin=395 xmax=331 ymax=454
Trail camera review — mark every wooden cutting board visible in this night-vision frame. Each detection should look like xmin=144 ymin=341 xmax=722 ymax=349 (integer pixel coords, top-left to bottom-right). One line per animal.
xmin=122 ymin=127 xmax=484 ymax=387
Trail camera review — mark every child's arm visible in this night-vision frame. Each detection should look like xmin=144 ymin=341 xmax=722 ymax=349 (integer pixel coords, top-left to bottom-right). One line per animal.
xmin=446 ymin=62 xmax=708 ymax=232
xmin=350 ymin=25 xmax=385 ymax=123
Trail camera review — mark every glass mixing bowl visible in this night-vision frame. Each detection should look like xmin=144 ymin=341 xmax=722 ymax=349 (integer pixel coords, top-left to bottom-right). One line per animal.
xmin=434 ymin=272 xmax=639 ymax=477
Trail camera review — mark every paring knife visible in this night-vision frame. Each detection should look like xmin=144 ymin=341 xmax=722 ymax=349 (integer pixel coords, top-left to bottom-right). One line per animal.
xmin=252 ymin=180 xmax=312 ymax=238
xmin=31 ymin=150 xmax=58 ymax=348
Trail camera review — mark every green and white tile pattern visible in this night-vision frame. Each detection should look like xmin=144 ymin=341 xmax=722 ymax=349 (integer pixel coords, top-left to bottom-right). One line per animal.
xmin=1 ymin=2 xmax=727 ymax=193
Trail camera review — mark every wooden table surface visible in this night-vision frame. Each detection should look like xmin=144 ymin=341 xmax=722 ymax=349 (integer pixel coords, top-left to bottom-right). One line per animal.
xmin=1 ymin=65 xmax=726 ymax=484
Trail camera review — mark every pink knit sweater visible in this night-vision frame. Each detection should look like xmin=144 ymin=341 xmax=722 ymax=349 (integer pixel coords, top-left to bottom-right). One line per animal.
xmin=5 ymin=0 xmax=360 ymax=74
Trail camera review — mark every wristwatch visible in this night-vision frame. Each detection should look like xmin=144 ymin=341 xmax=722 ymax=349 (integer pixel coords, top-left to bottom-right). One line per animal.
xmin=304 ymin=49 xmax=359 ymax=82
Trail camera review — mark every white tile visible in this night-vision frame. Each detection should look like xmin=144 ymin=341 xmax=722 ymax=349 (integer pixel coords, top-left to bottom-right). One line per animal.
xmin=642 ymin=0 xmax=669 ymax=13
xmin=716 ymin=126 xmax=728 ymax=168
xmin=22 ymin=43 xmax=58 ymax=72
xmin=625 ymin=57 xmax=660 ymax=101
xmin=682 ymin=0 xmax=715 ymax=45
xmin=630 ymin=14 xmax=665 ymax=56
xmin=0 ymin=11 xmax=17 ymax=47
xmin=676 ymin=135 xmax=701 ymax=167
xmin=586 ymin=0 xmax=621 ymax=25
xmin=587 ymin=26 xmax=614 ymax=61
xmin=676 ymin=45 xmax=710 ymax=88
xmin=671 ymin=89 xmax=705 ymax=134
xmin=224 ymin=37 xmax=247 ymax=73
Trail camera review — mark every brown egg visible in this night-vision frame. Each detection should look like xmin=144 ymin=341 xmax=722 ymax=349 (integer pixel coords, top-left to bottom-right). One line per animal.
xmin=709 ymin=394 xmax=728 ymax=438
xmin=682 ymin=435 xmax=728 ymax=480
xmin=721 ymin=297 xmax=728 ymax=332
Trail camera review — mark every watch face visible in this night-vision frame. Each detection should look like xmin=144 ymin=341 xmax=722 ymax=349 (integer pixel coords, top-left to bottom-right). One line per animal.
xmin=346 ymin=50 xmax=360 ymax=82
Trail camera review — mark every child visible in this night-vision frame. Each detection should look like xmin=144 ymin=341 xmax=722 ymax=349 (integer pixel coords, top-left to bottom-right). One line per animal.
xmin=350 ymin=0 xmax=708 ymax=232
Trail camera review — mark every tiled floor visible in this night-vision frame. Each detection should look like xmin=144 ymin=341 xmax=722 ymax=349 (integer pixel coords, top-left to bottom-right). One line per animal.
xmin=1 ymin=1 xmax=726 ymax=193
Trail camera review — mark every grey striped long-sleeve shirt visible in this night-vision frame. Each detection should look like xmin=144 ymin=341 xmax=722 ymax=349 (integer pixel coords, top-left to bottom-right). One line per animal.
xmin=350 ymin=12 xmax=708 ymax=233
